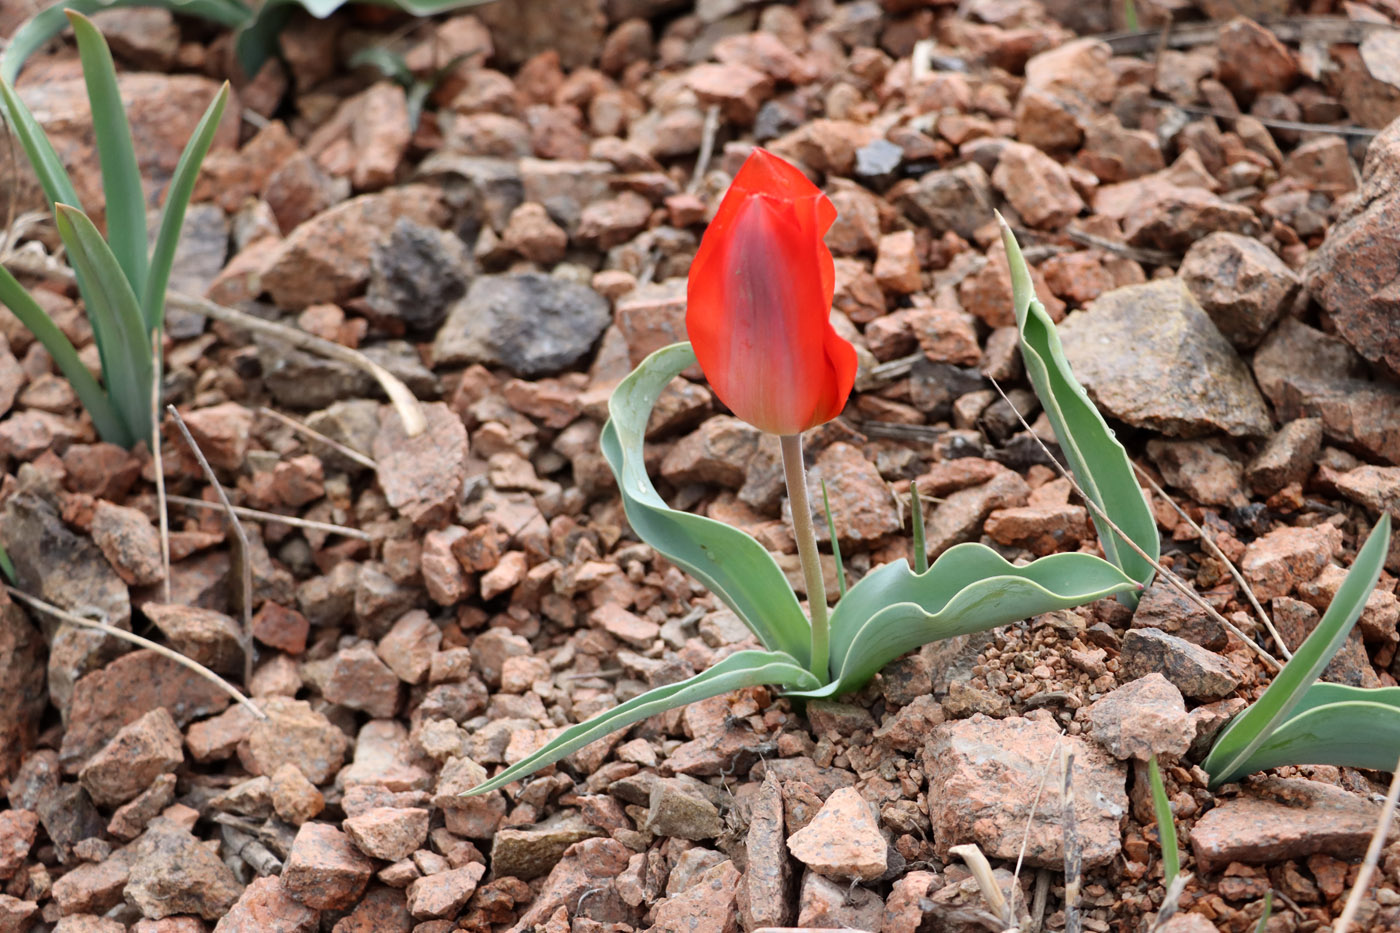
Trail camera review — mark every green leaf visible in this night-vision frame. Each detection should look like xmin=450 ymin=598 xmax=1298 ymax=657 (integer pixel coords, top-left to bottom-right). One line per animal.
xmin=1203 ymin=514 xmax=1392 ymax=787
xmin=0 ymin=264 xmax=131 ymax=445
xmin=68 ymin=11 xmax=148 ymax=297
xmin=1000 ymin=219 xmax=1158 ymax=603
xmin=821 ymin=480 xmax=846 ymax=600
xmin=789 ymin=545 xmax=1136 ymax=698
xmin=465 ymin=649 xmax=819 ymax=795
xmin=1148 ymin=754 xmax=1179 ymax=888
xmin=348 ymin=45 xmax=414 ymax=84
xmin=143 ymin=82 xmax=230 ymax=333
xmin=234 ymin=0 xmax=496 ymax=78
xmin=602 ymin=342 xmax=813 ymax=668
xmin=0 ymin=542 xmax=14 ymax=583
xmin=1225 ymin=697 xmax=1400 ymax=777
xmin=0 ymin=0 xmax=250 ymax=84
xmin=911 ymin=484 xmax=927 ymax=575
xmin=0 ymin=78 xmax=83 ymax=211
xmin=53 ymin=205 xmax=153 ymax=444
xmin=1254 ymin=892 xmax=1273 ymax=933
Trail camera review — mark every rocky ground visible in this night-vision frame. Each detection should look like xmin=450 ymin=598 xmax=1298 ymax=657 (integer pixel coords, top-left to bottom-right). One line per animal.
xmin=2 ymin=0 xmax=1400 ymax=930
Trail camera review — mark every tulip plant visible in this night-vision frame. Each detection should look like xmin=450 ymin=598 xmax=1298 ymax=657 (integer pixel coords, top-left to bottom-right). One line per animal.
xmin=0 ymin=13 xmax=227 ymax=449
xmin=470 ymin=150 xmax=1150 ymax=795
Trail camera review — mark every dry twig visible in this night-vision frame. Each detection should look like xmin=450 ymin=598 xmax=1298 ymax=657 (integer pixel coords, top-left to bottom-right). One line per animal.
xmin=168 ymin=405 xmax=256 ymax=687
xmin=688 ymin=104 xmax=722 ymax=195
xmin=1132 ymin=464 xmax=1289 ymax=658
xmin=987 ymin=377 xmax=1281 ymax=671
xmin=258 ymin=406 xmax=377 ymax=471
xmin=166 ymin=494 xmax=372 ymax=541
xmin=1334 ymin=750 xmax=1400 ymax=933
xmin=2 ymin=584 xmax=263 ymax=718
xmin=1 ymin=250 xmax=427 ymax=436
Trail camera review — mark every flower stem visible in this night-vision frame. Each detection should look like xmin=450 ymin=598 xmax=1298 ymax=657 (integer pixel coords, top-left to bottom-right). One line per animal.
xmin=780 ymin=433 xmax=829 ymax=679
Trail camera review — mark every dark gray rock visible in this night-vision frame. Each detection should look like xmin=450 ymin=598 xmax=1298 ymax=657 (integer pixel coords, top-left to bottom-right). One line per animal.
xmin=366 ymin=219 xmax=471 ymax=333
xmin=1121 ymin=627 xmax=1241 ymax=700
xmin=893 ymin=162 xmax=994 ymax=241
xmin=433 ymin=274 xmax=610 ymax=376
xmin=1059 ymin=280 xmax=1272 ymax=437
xmin=0 ymin=591 xmax=46 ymax=777
xmin=0 ymin=492 xmax=130 ymax=715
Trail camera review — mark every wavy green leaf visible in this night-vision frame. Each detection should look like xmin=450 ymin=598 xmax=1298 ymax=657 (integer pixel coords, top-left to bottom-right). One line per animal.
xmin=1204 ymin=514 xmax=1392 ymax=787
xmin=1228 ymin=698 xmax=1400 ymax=776
xmin=602 ymin=342 xmax=813 ymax=668
xmin=0 ymin=264 xmax=130 ymax=445
xmin=143 ymin=82 xmax=229 ymax=334
xmin=1001 ymin=219 xmax=1158 ymax=602
xmin=465 ymin=649 xmax=819 ymax=796
xmin=1 ymin=0 xmax=249 ymax=84
xmin=53 ymin=205 xmax=153 ymax=444
xmin=68 ymin=12 xmax=148 ymax=296
xmin=788 ymin=545 xmax=1136 ymax=698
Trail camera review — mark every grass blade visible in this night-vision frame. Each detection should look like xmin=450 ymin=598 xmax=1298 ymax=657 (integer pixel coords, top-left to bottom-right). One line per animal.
xmin=1148 ymin=754 xmax=1179 ymax=888
xmin=142 ymin=82 xmax=229 ymax=333
xmin=1 ymin=0 xmax=250 ymax=84
xmin=911 ymin=484 xmax=927 ymax=575
xmin=67 ymin=11 xmax=148 ymax=296
xmin=1203 ymin=514 xmax=1392 ymax=787
xmin=0 ymin=78 xmax=82 ymax=211
xmin=53 ymin=205 xmax=152 ymax=443
xmin=1000 ymin=217 xmax=1159 ymax=601
xmin=1254 ymin=891 xmax=1273 ymax=933
xmin=0 ymin=264 xmax=130 ymax=445
xmin=465 ymin=649 xmax=819 ymax=796
xmin=821 ymin=480 xmax=847 ymax=600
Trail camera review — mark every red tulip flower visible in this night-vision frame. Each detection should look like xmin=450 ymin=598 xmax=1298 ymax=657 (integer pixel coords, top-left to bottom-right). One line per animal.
xmin=686 ymin=148 xmax=857 ymax=437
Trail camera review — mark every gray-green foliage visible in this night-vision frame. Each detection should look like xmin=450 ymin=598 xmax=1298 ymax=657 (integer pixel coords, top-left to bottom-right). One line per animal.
xmin=0 ymin=13 xmax=227 ymax=447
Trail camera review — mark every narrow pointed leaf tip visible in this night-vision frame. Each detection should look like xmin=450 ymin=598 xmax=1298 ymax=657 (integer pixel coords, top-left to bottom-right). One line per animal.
xmin=1000 ymin=222 xmax=1159 ymax=603
xmin=1203 ymin=513 xmax=1392 ymax=787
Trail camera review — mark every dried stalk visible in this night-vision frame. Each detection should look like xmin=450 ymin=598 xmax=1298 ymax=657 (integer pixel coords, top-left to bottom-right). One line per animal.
xmin=1334 ymin=749 xmax=1400 ymax=933
xmin=167 ymin=406 xmax=255 ymax=687
xmin=987 ymin=377 xmax=1281 ymax=671
xmin=1132 ymin=464 xmax=1289 ymax=659
xmin=949 ymin=843 xmax=1016 ymax=930
xmin=166 ymin=494 xmax=371 ymax=540
xmin=3 ymin=584 xmax=263 ymax=718
xmin=151 ymin=330 xmax=171 ymax=603
xmin=688 ymin=105 xmax=721 ymax=195
xmin=258 ymin=406 xmax=377 ymax=471
xmin=1 ymin=251 xmax=426 ymax=436
xmin=1061 ymin=747 xmax=1082 ymax=933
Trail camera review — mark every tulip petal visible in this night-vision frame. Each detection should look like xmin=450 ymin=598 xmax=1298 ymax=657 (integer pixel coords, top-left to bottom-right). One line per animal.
xmin=686 ymin=148 xmax=856 ymax=436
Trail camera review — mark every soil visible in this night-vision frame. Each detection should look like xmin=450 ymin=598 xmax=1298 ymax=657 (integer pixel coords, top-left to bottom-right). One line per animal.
xmin=2 ymin=1 xmax=1400 ymax=931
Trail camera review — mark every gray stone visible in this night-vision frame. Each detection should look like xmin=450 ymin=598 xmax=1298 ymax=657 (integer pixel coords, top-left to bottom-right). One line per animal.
xmin=1084 ymin=673 xmax=1194 ymax=760
xmin=1192 ymin=777 xmax=1389 ymax=871
xmin=1121 ymin=628 xmax=1241 ymax=700
xmin=433 ymin=274 xmax=610 ymax=376
xmin=646 ymin=778 xmax=722 ymax=840
xmin=893 ymin=162 xmax=994 ymax=242
xmin=0 ymin=492 xmax=129 ymax=715
xmin=1307 ymin=116 xmax=1400 ymax=375
xmin=0 ymin=590 xmax=46 ymax=777
xmin=1132 ymin=581 xmax=1228 ymax=650
xmin=923 ymin=714 xmax=1127 ymax=869
xmin=1179 ymin=231 xmax=1299 ymax=349
xmin=1253 ymin=318 xmax=1400 ymax=465
xmin=366 ymin=218 xmax=471 ymax=333
xmin=1247 ymin=417 xmax=1324 ymax=495
xmin=1059 ymin=279 xmax=1272 ymax=437
xmin=124 ymin=818 xmax=244 ymax=919
xmin=488 ymin=811 xmax=601 ymax=880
